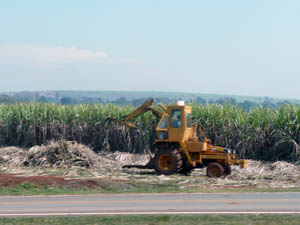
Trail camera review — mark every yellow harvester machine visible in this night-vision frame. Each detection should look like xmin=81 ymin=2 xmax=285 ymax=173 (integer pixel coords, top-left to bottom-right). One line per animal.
xmin=108 ymin=98 xmax=248 ymax=177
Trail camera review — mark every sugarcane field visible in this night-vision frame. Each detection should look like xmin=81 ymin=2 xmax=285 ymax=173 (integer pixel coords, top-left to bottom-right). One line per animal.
xmin=0 ymin=102 xmax=300 ymax=192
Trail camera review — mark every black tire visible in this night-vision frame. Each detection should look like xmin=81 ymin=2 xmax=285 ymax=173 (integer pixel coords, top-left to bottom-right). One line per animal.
xmin=179 ymin=160 xmax=194 ymax=175
xmin=207 ymin=162 xmax=224 ymax=178
xmin=223 ymin=164 xmax=232 ymax=176
xmin=154 ymin=149 xmax=182 ymax=175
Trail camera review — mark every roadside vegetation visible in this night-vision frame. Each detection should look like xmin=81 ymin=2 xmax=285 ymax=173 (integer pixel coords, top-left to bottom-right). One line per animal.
xmin=1 ymin=214 xmax=300 ymax=225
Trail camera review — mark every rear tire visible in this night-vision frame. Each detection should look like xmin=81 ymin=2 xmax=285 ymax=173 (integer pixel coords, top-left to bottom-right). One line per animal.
xmin=207 ymin=162 xmax=224 ymax=178
xmin=154 ymin=149 xmax=182 ymax=175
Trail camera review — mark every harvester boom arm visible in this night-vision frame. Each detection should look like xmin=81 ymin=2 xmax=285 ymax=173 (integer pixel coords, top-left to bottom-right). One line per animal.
xmin=108 ymin=98 xmax=163 ymax=128
xmin=124 ymin=99 xmax=163 ymax=121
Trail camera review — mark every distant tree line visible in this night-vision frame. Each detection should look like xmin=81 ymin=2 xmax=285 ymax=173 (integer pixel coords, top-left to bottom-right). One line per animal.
xmin=0 ymin=93 xmax=298 ymax=111
xmin=191 ymin=96 xmax=294 ymax=111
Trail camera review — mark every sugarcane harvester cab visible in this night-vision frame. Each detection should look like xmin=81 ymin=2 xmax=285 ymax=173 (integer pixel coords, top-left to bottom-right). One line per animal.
xmin=108 ymin=98 xmax=248 ymax=177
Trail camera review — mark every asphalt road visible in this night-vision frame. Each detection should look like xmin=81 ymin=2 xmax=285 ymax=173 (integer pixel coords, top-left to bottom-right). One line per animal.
xmin=0 ymin=192 xmax=300 ymax=216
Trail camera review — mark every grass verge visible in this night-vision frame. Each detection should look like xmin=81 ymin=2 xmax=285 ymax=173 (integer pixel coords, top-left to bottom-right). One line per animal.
xmin=0 ymin=181 xmax=182 ymax=196
xmin=1 ymin=182 xmax=300 ymax=196
xmin=1 ymin=214 xmax=300 ymax=225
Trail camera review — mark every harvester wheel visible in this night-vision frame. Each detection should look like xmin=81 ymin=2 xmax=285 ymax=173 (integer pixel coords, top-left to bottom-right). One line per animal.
xmin=223 ymin=164 xmax=232 ymax=176
xmin=207 ymin=162 xmax=224 ymax=178
xmin=154 ymin=149 xmax=182 ymax=175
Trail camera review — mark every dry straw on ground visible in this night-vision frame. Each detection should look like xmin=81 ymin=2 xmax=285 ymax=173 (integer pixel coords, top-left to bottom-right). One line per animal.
xmin=1 ymin=141 xmax=300 ymax=189
xmin=0 ymin=140 xmax=99 ymax=169
xmin=0 ymin=147 xmax=27 ymax=167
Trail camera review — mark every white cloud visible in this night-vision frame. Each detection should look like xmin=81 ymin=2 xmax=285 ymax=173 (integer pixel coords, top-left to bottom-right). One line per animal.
xmin=0 ymin=45 xmax=149 ymax=66
xmin=108 ymin=57 xmax=151 ymax=65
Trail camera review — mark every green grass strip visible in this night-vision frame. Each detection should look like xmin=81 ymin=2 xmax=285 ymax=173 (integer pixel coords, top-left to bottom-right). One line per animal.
xmin=1 ymin=214 xmax=300 ymax=225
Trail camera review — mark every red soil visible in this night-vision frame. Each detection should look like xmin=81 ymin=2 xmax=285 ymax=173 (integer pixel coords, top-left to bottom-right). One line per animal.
xmin=0 ymin=173 xmax=102 ymax=189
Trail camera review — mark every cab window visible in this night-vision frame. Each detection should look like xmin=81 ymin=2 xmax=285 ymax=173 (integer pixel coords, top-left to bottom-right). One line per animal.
xmin=159 ymin=115 xmax=168 ymax=129
xmin=171 ymin=109 xmax=181 ymax=128
xmin=186 ymin=113 xmax=192 ymax=128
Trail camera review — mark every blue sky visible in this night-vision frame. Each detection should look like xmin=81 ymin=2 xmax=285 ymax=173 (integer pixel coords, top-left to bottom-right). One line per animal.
xmin=1 ymin=0 xmax=300 ymax=99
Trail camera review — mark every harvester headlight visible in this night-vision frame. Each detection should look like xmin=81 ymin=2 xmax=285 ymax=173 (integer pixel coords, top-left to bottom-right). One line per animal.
xmin=224 ymin=148 xmax=231 ymax=154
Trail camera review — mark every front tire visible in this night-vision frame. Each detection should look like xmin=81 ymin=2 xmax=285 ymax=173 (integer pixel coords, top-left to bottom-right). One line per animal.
xmin=154 ymin=149 xmax=182 ymax=175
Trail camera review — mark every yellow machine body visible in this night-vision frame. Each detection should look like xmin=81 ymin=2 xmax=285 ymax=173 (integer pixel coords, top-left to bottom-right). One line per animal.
xmin=154 ymin=103 xmax=247 ymax=169
xmin=109 ymin=98 xmax=248 ymax=177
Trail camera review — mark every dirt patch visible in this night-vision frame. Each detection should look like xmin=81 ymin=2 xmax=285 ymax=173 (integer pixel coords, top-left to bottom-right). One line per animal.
xmin=0 ymin=173 xmax=132 ymax=190
xmin=0 ymin=173 xmax=102 ymax=189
